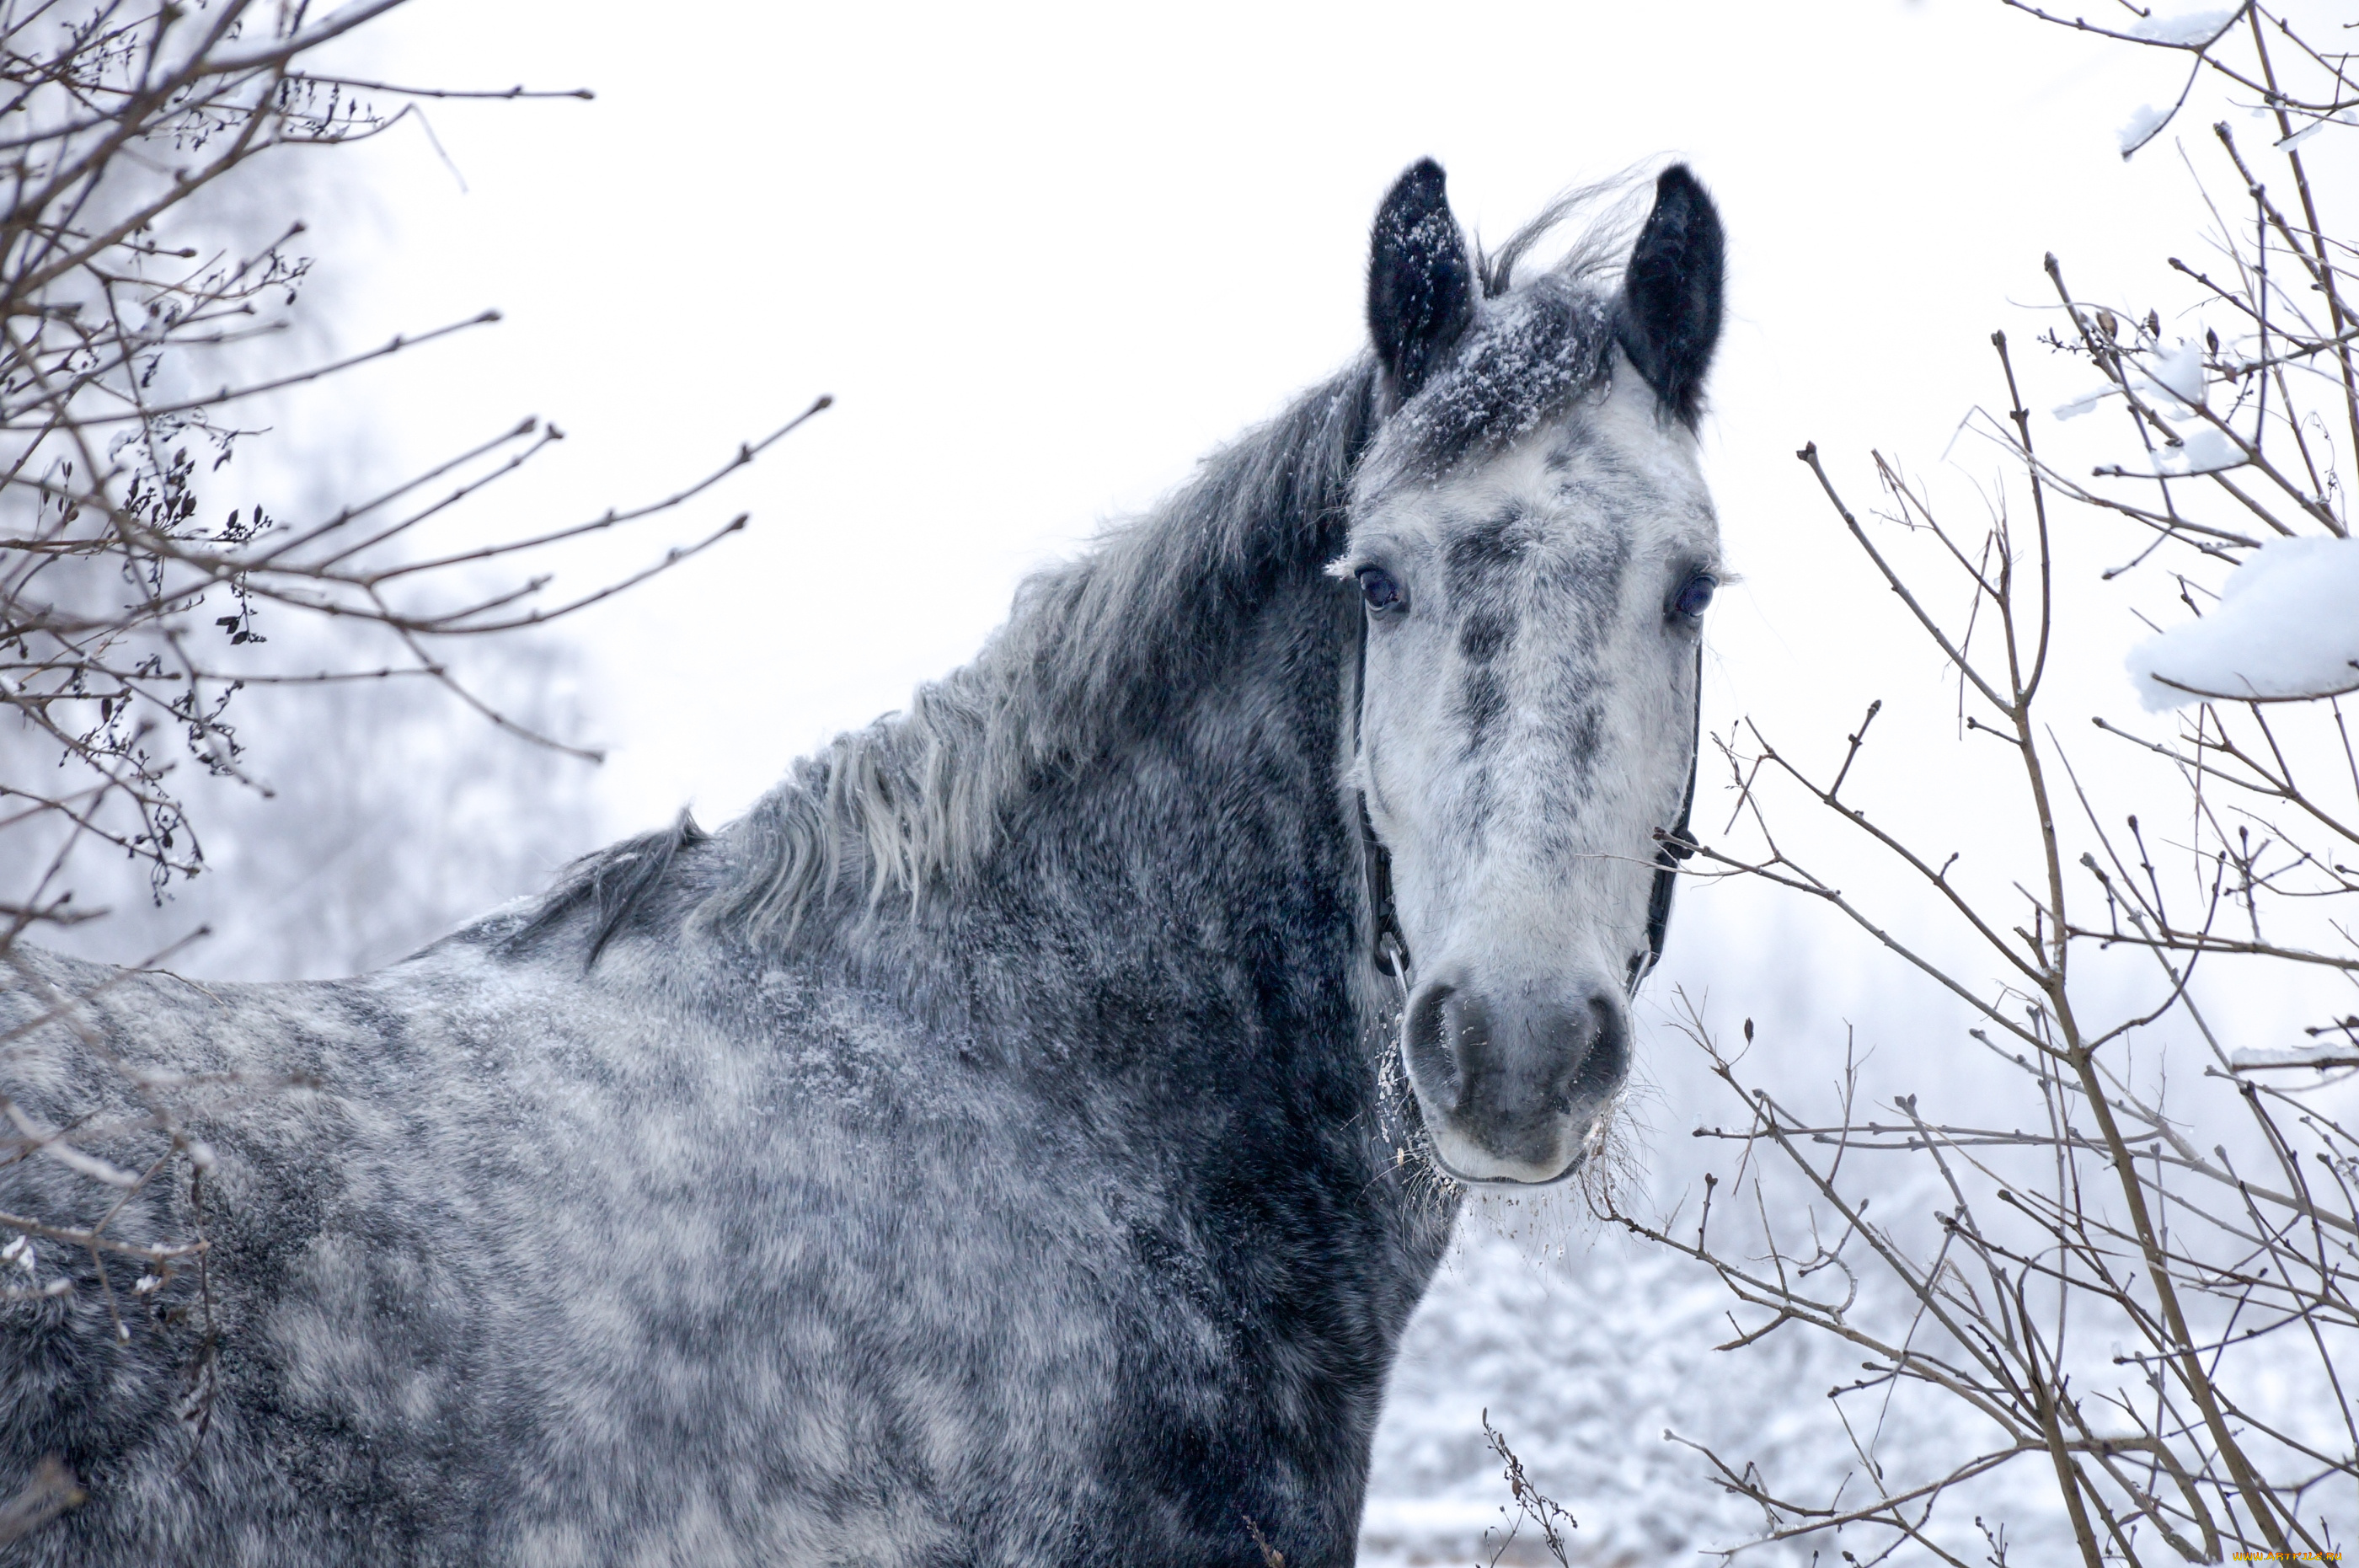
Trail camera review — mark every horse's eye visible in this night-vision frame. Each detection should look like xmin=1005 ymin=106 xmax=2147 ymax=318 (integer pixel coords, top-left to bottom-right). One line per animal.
xmin=1356 ymin=566 xmax=1404 ymax=612
xmin=1674 ymin=573 xmax=1717 ymax=618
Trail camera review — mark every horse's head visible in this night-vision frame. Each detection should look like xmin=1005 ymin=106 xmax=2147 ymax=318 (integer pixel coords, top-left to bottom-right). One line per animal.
xmin=1339 ymin=160 xmax=1724 ymax=1186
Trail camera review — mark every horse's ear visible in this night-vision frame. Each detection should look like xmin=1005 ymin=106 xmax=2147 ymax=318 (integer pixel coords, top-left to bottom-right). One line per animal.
xmin=1616 ymin=164 xmax=1724 ymax=425
xmin=1367 ymin=158 xmax=1476 ymax=407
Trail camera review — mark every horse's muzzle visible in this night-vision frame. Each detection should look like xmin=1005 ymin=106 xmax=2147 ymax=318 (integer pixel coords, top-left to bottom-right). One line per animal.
xmin=1401 ymin=968 xmax=1629 ymax=1184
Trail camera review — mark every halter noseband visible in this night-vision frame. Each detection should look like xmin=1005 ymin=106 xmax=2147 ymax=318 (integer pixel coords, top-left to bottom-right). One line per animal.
xmin=1350 ymin=613 xmax=1699 ymax=1002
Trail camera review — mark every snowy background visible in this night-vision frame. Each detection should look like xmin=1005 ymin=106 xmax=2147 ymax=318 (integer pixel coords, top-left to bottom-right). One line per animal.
xmin=35 ymin=1 xmax=2359 ymax=1561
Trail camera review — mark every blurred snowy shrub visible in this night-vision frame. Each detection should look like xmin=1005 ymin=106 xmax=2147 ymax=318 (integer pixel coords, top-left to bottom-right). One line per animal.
xmin=1361 ymin=1221 xmax=2047 ymax=1566
xmin=19 ymin=628 xmax=604 ymax=981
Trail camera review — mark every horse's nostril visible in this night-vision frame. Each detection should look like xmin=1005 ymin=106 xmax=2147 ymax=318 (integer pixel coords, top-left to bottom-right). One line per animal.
xmin=1571 ymin=989 xmax=1629 ymax=1100
xmin=1403 ymin=979 xmax=1463 ymax=1105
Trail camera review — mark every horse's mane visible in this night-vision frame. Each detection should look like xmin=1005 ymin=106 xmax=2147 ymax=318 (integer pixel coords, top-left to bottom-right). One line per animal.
xmin=510 ymin=362 xmax=1383 ymax=961
xmin=516 ymin=179 xmax=1646 ymax=962
xmin=709 ymin=360 xmax=1386 ymax=947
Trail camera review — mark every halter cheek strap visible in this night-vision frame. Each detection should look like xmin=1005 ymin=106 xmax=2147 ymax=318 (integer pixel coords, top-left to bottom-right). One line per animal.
xmin=1351 ymin=613 xmax=1700 ymax=999
xmin=1359 ymin=792 xmax=1412 ymax=982
xmin=1350 ymin=611 xmax=1414 ymax=987
xmin=1631 ymin=644 xmax=1703 ymax=996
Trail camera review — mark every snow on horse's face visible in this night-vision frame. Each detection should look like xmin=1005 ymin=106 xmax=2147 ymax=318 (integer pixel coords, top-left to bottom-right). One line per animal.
xmin=1340 ymin=163 xmax=1724 ymax=1185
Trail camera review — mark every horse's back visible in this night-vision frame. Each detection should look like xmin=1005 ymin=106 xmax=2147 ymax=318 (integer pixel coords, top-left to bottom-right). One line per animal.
xmin=2 ymin=934 xmax=1161 ymax=1564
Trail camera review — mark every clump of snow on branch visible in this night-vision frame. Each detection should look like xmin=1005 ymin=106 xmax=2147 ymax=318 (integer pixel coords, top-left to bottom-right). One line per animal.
xmin=2129 ymin=8 xmax=2235 ymax=45
xmin=2281 ymin=110 xmax=2359 ymax=150
xmin=2131 ymin=425 xmax=2245 ymax=477
xmin=2230 ymin=1043 xmax=2359 ymax=1072
xmin=2054 ymin=338 xmax=2208 ymax=423
xmin=2053 ymin=385 xmax=2110 ymax=421
xmin=2148 ymin=339 xmax=2206 ymax=404
xmin=2117 ymin=103 xmax=2173 ymax=155
xmin=2129 ymin=536 xmax=2359 ymax=710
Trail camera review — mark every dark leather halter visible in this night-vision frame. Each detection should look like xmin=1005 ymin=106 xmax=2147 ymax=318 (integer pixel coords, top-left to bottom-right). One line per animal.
xmin=1634 ymin=660 xmax=1701 ymax=993
xmin=1351 ymin=612 xmax=1699 ymax=1000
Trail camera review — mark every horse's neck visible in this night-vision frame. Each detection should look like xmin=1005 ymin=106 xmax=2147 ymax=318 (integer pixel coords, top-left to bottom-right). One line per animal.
xmin=953 ymin=568 xmax=1365 ymax=1071
xmin=992 ymin=565 xmax=1456 ymax=1285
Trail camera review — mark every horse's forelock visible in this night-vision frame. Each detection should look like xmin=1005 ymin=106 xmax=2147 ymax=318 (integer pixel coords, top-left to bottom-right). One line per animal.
xmin=1364 ymin=174 xmax=1656 ymax=494
xmin=1368 ymin=281 xmax=1620 ymax=491
xmin=1474 ymin=170 xmax=1650 ymax=299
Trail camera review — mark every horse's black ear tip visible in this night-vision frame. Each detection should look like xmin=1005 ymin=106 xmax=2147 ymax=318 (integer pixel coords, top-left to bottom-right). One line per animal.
xmin=1369 ymin=157 xmax=1474 ymax=404
xmin=1618 ymin=161 xmax=1725 ymax=425
xmin=1650 ymin=164 xmax=1720 ymax=236
xmin=1381 ymin=158 xmax=1450 ymax=217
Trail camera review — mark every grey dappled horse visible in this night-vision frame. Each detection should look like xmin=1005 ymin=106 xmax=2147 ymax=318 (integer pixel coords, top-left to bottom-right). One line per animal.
xmin=0 ymin=160 xmax=1725 ymax=1565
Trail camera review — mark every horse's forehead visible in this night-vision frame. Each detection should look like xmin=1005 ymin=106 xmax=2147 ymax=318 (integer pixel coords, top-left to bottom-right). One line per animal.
xmin=1386 ymin=401 xmax=1708 ymax=603
xmin=1543 ymin=371 xmax=1713 ymax=522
